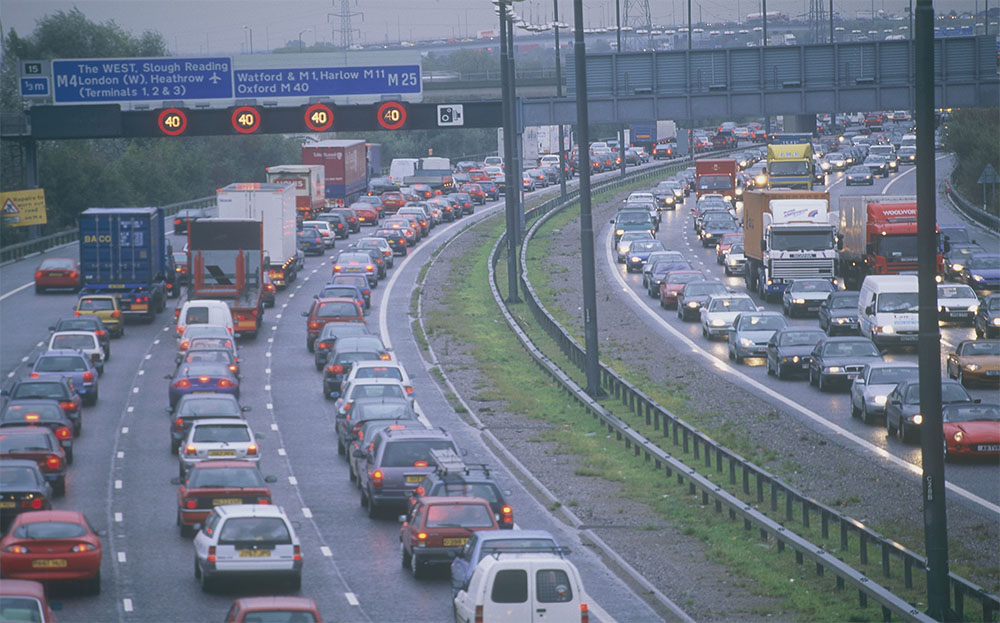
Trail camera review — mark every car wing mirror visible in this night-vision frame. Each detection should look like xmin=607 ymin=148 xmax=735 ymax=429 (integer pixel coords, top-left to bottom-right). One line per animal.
xmin=264 ymin=475 xmax=278 ymax=483
xmin=301 ymin=311 xmax=309 ymax=317
xmin=241 ymin=406 xmax=252 ymax=412
xmin=163 ymin=375 xmax=173 ymax=380
xmin=170 ymin=477 xmax=182 ymax=485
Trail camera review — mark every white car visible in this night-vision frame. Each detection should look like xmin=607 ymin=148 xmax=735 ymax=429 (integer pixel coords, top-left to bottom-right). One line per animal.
xmin=193 ymin=504 xmax=302 ymax=592
xmin=626 ymin=192 xmax=656 ymax=204
xmin=302 ymin=220 xmax=336 ymax=248
xmin=341 ymin=360 xmax=415 ymax=397
xmin=724 ymin=243 xmax=746 ymax=276
xmin=177 ymin=325 xmax=237 ymax=359
xmin=700 ymin=295 xmax=758 ymax=340
xmin=46 ymin=331 xmax=105 ymax=374
xmin=937 ymin=283 xmax=980 ymax=325
xmin=179 ymin=419 xmax=259 ymax=477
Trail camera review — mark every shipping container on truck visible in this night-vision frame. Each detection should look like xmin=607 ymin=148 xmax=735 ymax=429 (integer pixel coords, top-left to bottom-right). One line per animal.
xmin=302 ymin=139 xmax=368 ymax=207
xmin=181 ymin=218 xmax=264 ymax=338
xmin=265 ymin=165 xmax=325 ymax=222
xmin=216 ymin=183 xmax=302 ymax=289
xmin=742 ymin=190 xmax=837 ymax=300
xmin=695 ymin=159 xmax=739 ymax=200
xmin=836 ymin=195 xmax=942 ymax=290
xmin=78 ymin=207 xmax=169 ymax=321
xmin=629 ymin=122 xmax=655 ymax=153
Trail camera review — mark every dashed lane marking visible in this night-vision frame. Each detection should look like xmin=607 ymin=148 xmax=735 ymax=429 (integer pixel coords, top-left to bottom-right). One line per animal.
xmin=114 ymin=512 xmax=123 ymax=522
xmin=163 ymin=326 xmax=170 ymax=332
xmin=302 ymin=507 xmax=313 ymax=518
xmin=266 ymin=352 xmax=272 ymax=357
xmin=138 ymin=370 xmax=144 ymax=376
xmin=132 ymin=387 xmax=139 ymax=393
xmin=117 ymin=451 xmax=124 ymax=459
xmin=270 ymin=423 xmax=278 ymax=431
xmin=276 ymin=314 xmax=282 ymax=319
xmin=288 ymin=476 xmax=298 ymax=485
xmin=264 ymin=385 xmax=271 ymax=391
xmin=153 ymin=339 xmax=160 ymax=345
xmin=117 ymin=551 xmax=127 ymax=563
xmin=36 ymin=341 xmax=43 ymax=347
xmin=7 ymin=371 xmax=14 ymax=378
xmin=20 ymin=356 xmax=28 ymax=362
xmin=145 ymin=354 xmax=152 ymax=360
xmin=123 ymin=598 xmax=133 ymax=613
xmin=289 ymin=293 xmax=296 ymax=298
xmin=321 ymin=546 xmax=332 ymax=557
xmin=266 ymin=403 xmax=274 ymax=410
xmin=265 ymin=368 xmax=271 ymax=374
xmin=271 ymin=326 xmax=277 ymax=331
xmin=268 ymin=338 xmax=274 ymax=343
xmin=114 ymin=480 xmax=123 ymax=489
xmin=277 ymin=448 xmax=286 ymax=456
xmin=345 ymin=593 xmax=360 ymax=606
xmin=282 ymin=303 xmax=288 ymax=309
xmin=127 ymin=406 xmax=134 ymax=413
xmin=121 ymin=427 xmax=129 ymax=434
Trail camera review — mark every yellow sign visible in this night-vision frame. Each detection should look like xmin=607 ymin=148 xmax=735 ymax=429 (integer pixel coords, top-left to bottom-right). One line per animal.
xmin=1 ymin=188 xmax=47 ymax=227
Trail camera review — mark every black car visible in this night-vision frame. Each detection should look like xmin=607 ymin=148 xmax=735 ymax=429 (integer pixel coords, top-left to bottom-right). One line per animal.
xmin=49 ymin=315 xmax=111 ymax=360
xmin=885 ymin=379 xmax=973 ymax=443
xmin=410 ymin=449 xmax=514 ymax=529
xmin=313 ymin=322 xmax=372 ymax=370
xmin=699 ymin=217 xmax=740 ymax=248
xmin=943 ymin=243 xmax=985 ymax=281
xmin=975 ymin=293 xmax=1000 ymax=338
xmin=322 ymin=348 xmax=385 ymax=399
xmin=172 ymin=208 xmax=207 ymax=234
xmin=373 ymin=228 xmax=408 ymax=256
xmin=0 ymin=459 xmax=53 ymax=527
xmin=818 ymin=291 xmax=861 ymax=335
xmin=1 ymin=378 xmax=81 ymax=435
xmin=0 ymin=400 xmax=76 ymax=463
xmin=808 ymin=336 xmax=883 ymax=392
xmin=315 ymin=212 xmax=350 ymax=239
xmin=676 ymin=281 xmax=729 ymax=321
xmin=645 ymin=261 xmax=695 ymax=298
xmin=845 ymin=165 xmax=874 ymax=186
xmin=765 ymin=328 xmax=826 ymax=380
xmin=337 ymin=396 xmax=417 ymax=457
xmin=167 ymin=394 xmax=249 ymax=454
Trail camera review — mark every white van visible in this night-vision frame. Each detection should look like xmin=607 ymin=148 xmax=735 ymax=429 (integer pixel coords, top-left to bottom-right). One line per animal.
xmin=454 ymin=555 xmax=589 ymax=623
xmin=176 ymin=300 xmax=234 ymax=337
xmin=388 ymin=158 xmax=420 ymax=185
xmin=857 ymin=275 xmax=919 ymax=348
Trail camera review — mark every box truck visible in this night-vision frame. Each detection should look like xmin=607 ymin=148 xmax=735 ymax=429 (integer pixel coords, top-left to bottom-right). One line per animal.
xmin=217 ymin=183 xmax=302 ymax=289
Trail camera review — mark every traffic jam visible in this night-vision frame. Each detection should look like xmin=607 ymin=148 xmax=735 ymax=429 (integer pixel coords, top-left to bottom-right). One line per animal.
xmin=4 ymin=145 xmax=651 ymax=621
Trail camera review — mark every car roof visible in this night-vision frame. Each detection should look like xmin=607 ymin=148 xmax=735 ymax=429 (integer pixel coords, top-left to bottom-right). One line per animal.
xmin=381 ymin=428 xmax=452 ymax=441
xmin=36 ymin=349 xmax=87 ymax=358
xmin=49 ymin=330 xmax=98 ymax=338
xmin=191 ymin=459 xmax=258 ymax=470
xmin=235 ymin=597 xmax=318 ymax=611
xmin=216 ymin=504 xmax=287 ymax=518
xmin=0 ymin=578 xmax=48 ymax=599
xmin=16 ymin=509 xmax=85 ymax=524
xmin=191 ymin=418 xmax=251 ymax=427
xmin=0 ymin=458 xmax=43 ymax=470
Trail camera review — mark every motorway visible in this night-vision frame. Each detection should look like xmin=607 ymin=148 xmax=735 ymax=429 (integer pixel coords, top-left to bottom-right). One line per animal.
xmin=0 ymin=171 xmax=667 ymax=621
xmin=599 ymin=152 xmax=1000 ymax=510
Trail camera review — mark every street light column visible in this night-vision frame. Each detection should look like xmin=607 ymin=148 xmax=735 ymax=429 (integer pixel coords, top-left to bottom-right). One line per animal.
xmin=553 ymin=0 xmax=567 ymax=198
xmin=498 ymin=1 xmax=520 ymax=303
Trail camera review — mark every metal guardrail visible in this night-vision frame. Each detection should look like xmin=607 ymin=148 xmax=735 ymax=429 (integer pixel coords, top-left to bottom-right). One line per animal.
xmin=0 ymin=196 xmax=216 ymax=265
xmin=944 ymin=180 xmax=1000 ymax=233
xmin=488 ymin=155 xmax=999 ymax=622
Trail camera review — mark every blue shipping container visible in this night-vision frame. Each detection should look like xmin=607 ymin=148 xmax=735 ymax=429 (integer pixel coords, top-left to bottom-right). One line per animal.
xmin=79 ymin=207 xmax=167 ymax=287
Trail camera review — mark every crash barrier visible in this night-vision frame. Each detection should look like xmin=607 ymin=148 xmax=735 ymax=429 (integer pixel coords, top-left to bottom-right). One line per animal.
xmin=944 ymin=179 xmax=1000 ymax=233
xmin=488 ymin=153 xmax=998 ymax=622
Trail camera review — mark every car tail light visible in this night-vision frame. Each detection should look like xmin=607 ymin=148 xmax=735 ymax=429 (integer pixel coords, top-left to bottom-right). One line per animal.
xmin=111 ymin=310 xmax=120 ymax=318
xmin=327 ymin=364 xmax=344 ymax=374
xmin=175 ymin=418 xmax=185 ymax=431
xmin=580 ymin=603 xmax=589 ymax=623
xmin=184 ymin=444 xmax=197 ymax=455
xmin=29 ymin=372 xmax=39 ymax=378
xmin=5 ymin=544 xmax=30 ymax=553
xmin=34 ymin=271 xmax=43 ymax=280
xmin=293 ymin=544 xmax=302 ymax=561
xmin=474 ymin=606 xmax=484 ymax=623
xmin=343 ymin=402 xmax=352 ymax=413
xmin=25 ymin=413 xmax=40 ymax=422
xmin=179 ymin=340 xmax=190 ymax=351
xmin=185 ymin=499 xmax=197 ymax=509
xmin=246 ymin=443 xmax=258 ymax=456
xmin=207 ymin=546 xmax=216 ymax=563
xmin=372 ymin=470 xmax=383 ymax=487
xmin=174 ymin=219 xmax=182 ymax=225
xmin=83 ymin=371 xmax=94 ymax=383
xmin=26 ymin=497 xmax=44 ymax=510
xmin=174 ymin=379 xmax=191 ymax=389
xmin=317 ymin=342 xmax=330 ymax=350
xmin=59 ymin=400 xmax=77 ymax=412
xmin=45 ymin=456 xmax=61 ymax=471
xmin=413 ymin=460 xmax=428 ymax=468
xmin=309 ymin=321 xmax=320 ymax=330
xmin=95 ymin=330 xmax=106 ymax=337
xmin=414 ymin=486 xmax=424 ymax=496
xmin=363 ymin=289 xmax=370 ymax=296
xmin=258 ymin=497 xmax=270 ymax=504
xmin=74 ymin=311 xmax=81 ymax=316
xmin=217 ymin=379 xmax=233 ymax=388
xmin=501 ymin=505 xmax=513 ymax=524
xmin=417 ymin=532 xmax=427 ymax=541
xmin=55 ymin=427 xmax=72 ymax=440
xmin=380 ymin=353 xmax=391 ymax=361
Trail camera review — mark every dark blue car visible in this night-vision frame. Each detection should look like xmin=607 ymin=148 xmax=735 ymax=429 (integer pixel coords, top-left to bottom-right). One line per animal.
xmin=167 ymin=362 xmax=239 ymax=409
xmin=298 ymin=227 xmax=325 ymax=256
xmin=963 ymin=253 xmax=1000 ymax=293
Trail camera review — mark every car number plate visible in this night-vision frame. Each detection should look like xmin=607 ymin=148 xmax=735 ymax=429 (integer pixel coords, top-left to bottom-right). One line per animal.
xmin=901 ymin=335 xmax=918 ymax=342
xmin=238 ymin=549 xmax=271 ymax=558
xmin=847 ymin=373 xmax=858 ymax=380
xmin=986 ymin=370 xmax=999 ymax=376
xmin=132 ymin=304 xmax=149 ymax=312
xmin=0 ymin=501 xmax=15 ymax=508
xmin=48 ymin=272 xmax=65 ymax=277
xmin=405 ymin=475 xmax=424 ymax=483
xmin=32 ymin=559 xmax=68 ymax=568
xmin=208 ymin=450 xmax=236 ymax=457
xmin=442 ymin=538 xmax=468 ymax=547
xmin=976 ymin=444 xmax=1000 ymax=452
xmin=212 ymin=498 xmax=242 ymax=505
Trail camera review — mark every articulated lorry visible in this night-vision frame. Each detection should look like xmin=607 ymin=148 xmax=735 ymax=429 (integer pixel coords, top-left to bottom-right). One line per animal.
xmin=742 ymin=190 xmax=837 ymax=300
xmin=180 ymin=218 xmax=265 ymax=338
xmin=217 ymin=183 xmax=302 ymax=289
xmin=265 ymin=165 xmax=325 ymax=222
xmin=837 ymin=195 xmax=943 ymax=290
xmin=302 ymin=139 xmax=368 ymax=207
xmin=78 ymin=207 xmax=170 ymax=321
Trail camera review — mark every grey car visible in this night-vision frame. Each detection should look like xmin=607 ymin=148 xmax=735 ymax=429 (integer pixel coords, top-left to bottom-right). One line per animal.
xmin=808 ymin=337 xmax=884 ymax=392
xmin=849 ymin=362 xmax=919 ymax=425
xmin=765 ymin=328 xmax=826 ymax=380
xmin=781 ymin=279 xmax=837 ymax=317
xmin=728 ymin=312 xmax=788 ymax=363
xmin=818 ymin=291 xmax=861 ymax=335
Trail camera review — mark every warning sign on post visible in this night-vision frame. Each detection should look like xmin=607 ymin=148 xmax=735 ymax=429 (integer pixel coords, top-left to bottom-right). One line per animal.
xmin=1 ymin=189 xmax=47 ymax=227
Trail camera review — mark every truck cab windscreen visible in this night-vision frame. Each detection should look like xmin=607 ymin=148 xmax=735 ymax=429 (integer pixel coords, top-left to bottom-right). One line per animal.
xmin=876 ymin=235 xmax=918 ymax=261
xmin=769 ymin=230 xmax=834 ymax=251
xmin=768 ymin=161 xmax=810 ymax=176
xmin=697 ymin=175 xmax=732 ymax=191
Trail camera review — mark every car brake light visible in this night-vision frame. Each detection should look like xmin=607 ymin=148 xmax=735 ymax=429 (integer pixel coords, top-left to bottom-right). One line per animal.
xmin=55 ymin=427 xmax=72 ymax=439
xmin=179 ymin=341 xmax=190 ymax=351
xmin=177 ymin=325 xmax=185 ymax=334
xmin=185 ymin=499 xmax=197 ymax=509
xmin=317 ymin=342 xmax=330 ymax=350
xmin=95 ymin=330 xmax=106 ymax=336
xmin=258 ymin=497 xmax=270 ymax=504
xmin=580 ymin=603 xmax=589 ymax=623
xmin=74 ymin=311 xmax=81 ymax=316
xmin=417 ymin=532 xmax=427 ymax=541
xmin=197 ymin=375 xmax=210 ymax=383
xmin=217 ymin=379 xmax=233 ymax=388
xmin=207 ymin=546 xmax=216 ymax=563
xmin=175 ymin=418 xmax=185 ymax=431
xmin=246 ymin=443 xmax=258 ymax=456
xmin=380 ymin=353 xmax=391 ymax=361
xmin=413 ymin=460 xmax=428 ymax=468
xmin=25 ymin=413 xmax=40 ymax=421
xmin=372 ymin=470 xmax=383 ymax=487
xmin=5 ymin=544 xmax=30 ymax=553
xmin=45 ymin=456 xmax=61 ymax=470
xmin=111 ymin=310 xmax=120 ymax=318
xmin=414 ymin=486 xmax=424 ymax=496
xmin=475 ymin=605 xmax=484 ymax=623
xmin=343 ymin=402 xmax=352 ymax=412
xmin=363 ymin=289 xmax=370 ymax=296
xmin=184 ymin=444 xmax=196 ymax=455
xmin=309 ymin=321 xmax=320 ymax=330
xmin=293 ymin=544 xmax=302 ymax=561
xmin=29 ymin=372 xmax=39 ymax=378
xmin=34 ymin=271 xmax=43 ymax=280
xmin=327 ymin=364 xmax=344 ymax=374
xmin=59 ymin=400 xmax=77 ymax=411
xmin=174 ymin=379 xmax=191 ymax=389
xmin=83 ymin=371 xmax=94 ymax=383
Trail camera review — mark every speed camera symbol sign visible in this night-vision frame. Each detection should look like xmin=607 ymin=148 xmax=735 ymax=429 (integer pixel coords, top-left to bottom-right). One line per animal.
xmin=437 ymin=104 xmax=464 ymax=127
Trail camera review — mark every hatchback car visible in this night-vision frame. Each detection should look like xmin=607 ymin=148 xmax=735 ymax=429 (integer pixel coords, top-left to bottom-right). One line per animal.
xmin=0 ymin=460 xmax=52 ymax=527
xmin=302 ymin=220 xmax=336 ymax=248
xmin=193 ymin=504 xmax=302 ymax=592
xmin=886 ymin=380 xmax=973 ymax=443
xmin=303 ymin=297 xmax=366 ymax=352
xmin=173 ymin=208 xmax=207 ymax=234
xmin=30 ymin=349 xmax=99 ymax=407
xmin=728 ymin=312 xmax=789 ymax=363
xmin=46 ymin=331 xmax=105 ymax=375
xmin=0 ymin=401 xmax=76 ymax=463
xmin=410 ymin=449 xmax=513 ymax=529
xmin=782 ymin=279 xmax=837 ymax=317
xmin=168 ymin=362 xmax=240 ymax=409
xmin=0 ymin=427 xmax=67 ymax=494
xmin=2 ymin=378 xmax=81 ymax=434
xmin=353 ymin=237 xmax=395 ymax=269
xmin=224 ymin=597 xmax=322 ymax=623
xmin=169 ymin=393 xmax=249 ymax=454
xmin=174 ymin=460 xmax=275 ymax=537
xmin=179 ymin=419 xmax=259 ymax=477
xmin=322 ymin=346 xmax=391 ymax=399
xmin=765 ymin=328 xmax=826 ymax=380
xmin=297 ymin=227 xmax=325 ymax=256
xmin=34 ymin=257 xmax=80 ymax=293
xmin=937 ymin=284 xmax=981 ymax=325
xmin=818 ymin=291 xmax=861 ymax=335
xmin=808 ymin=336 xmax=884 ymax=392
xmin=49 ymin=315 xmax=110 ymax=359
xmin=0 ymin=510 xmax=102 ymax=594
xmin=400 ymin=496 xmax=499 ymax=578
xmin=75 ymin=294 xmax=123 ymax=338
xmin=700 ymin=295 xmax=758 ymax=340
xmin=849 ymin=362 xmax=919 ymax=425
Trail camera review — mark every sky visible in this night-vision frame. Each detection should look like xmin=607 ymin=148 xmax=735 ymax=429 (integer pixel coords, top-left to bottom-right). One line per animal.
xmin=0 ymin=0 xmax=984 ymax=55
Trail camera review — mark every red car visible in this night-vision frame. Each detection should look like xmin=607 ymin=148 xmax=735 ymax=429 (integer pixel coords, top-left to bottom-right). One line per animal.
xmin=0 ymin=510 xmax=102 ymax=594
xmin=174 ymin=460 xmax=274 ymax=536
xmin=0 ymin=427 xmax=67 ymax=495
xmin=34 ymin=258 xmax=80 ymax=293
xmin=400 ymin=496 xmax=499 ymax=578
xmin=943 ymin=403 xmax=1000 ymax=462
xmin=380 ymin=191 xmax=405 ymax=212
xmin=461 ymin=183 xmax=486 ymax=205
xmin=658 ymin=270 xmax=706 ymax=309
xmin=467 ymin=169 xmax=490 ymax=182
xmin=225 ymin=597 xmax=323 ymax=623
xmin=304 ymin=297 xmax=366 ymax=352
xmin=350 ymin=204 xmax=379 ymax=226
xmin=0 ymin=579 xmax=57 ymax=622
xmin=715 ymin=233 xmax=744 ymax=264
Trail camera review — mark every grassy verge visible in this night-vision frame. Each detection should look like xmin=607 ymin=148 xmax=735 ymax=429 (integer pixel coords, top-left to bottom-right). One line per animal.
xmin=425 ymin=210 xmax=912 ymax=621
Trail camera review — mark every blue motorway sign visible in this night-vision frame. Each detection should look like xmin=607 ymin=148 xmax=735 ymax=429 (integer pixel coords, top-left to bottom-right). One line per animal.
xmin=20 ymin=77 xmax=50 ymax=97
xmin=52 ymin=57 xmax=233 ymax=103
xmin=233 ymin=65 xmax=420 ymax=98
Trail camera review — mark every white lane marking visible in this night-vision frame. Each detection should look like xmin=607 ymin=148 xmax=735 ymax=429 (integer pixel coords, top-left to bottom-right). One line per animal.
xmin=883 ymin=154 xmax=948 ymax=194
xmin=117 ymin=451 xmax=124 ymax=459
xmin=304 ymin=277 xmax=310 ymax=282
xmin=121 ymin=427 xmax=129 ymax=434
xmin=302 ymin=507 xmax=313 ymax=518
xmin=114 ymin=480 xmax=123 ymax=489
xmin=289 ymin=293 xmax=296 ymax=298
xmin=312 ymin=269 xmax=318 ymax=274
xmin=288 ymin=476 xmax=298 ymax=485
xmin=276 ymin=314 xmax=282 ymax=319
xmin=145 ymin=354 xmax=152 ymax=360
xmin=132 ymin=387 xmax=139 ymax=393
xmin=345 ymin=593 xmax=360 ymax=606
xmin=126 ymin=406 xmax=134 ymax=413
xmin=117 ymin=551 xmax=127 ymax=563
xmin=163 ymin=326 xmax=170 ymax=332
xmin=296 ymin=285 xmax=302 ymax=290
xmin=264 ymin=384 xmax=271 ymax=391
xmin=138 ymin=370 xmax=144 ymax=376
xmin=266 ymin=403 xmax=274 ymax=410
xmin=265 ymin=368 xmax=271 ymax=374
xmin=268 ymin=338 xmax=274 ymax=343
xmin=20 ymin=356 xmax=28 ymax=362
xmin=270 ymin=423 xmax=279 ymax=431
xmin=321 ymin=546 xmax=332 ymax=557
xmin=277 ymin=448 xmax=286 ymax=456
xmin=604 ymin=226 xmax=1000 ymax=515
xmin=123 ymin=598 xmax=133 ymax=612
xmin=153 ymin=339 xmax=160 ymax=345
xmin=266 ymin=352 xmax=272 ymax=358
xmin=7 ymin=371 xmax=14 ymax=378
xmin=587 ymin=597 xmax=617 ymax=623
xmin=282 ymin=303 xmax=288 ymax=309
xmin=35 ymin=341 xmax=43 ymax=347
xmin=0 ymin=282 xmax=33 ymax=302
xmin=114 ymin=512 xmax=123 ymax=522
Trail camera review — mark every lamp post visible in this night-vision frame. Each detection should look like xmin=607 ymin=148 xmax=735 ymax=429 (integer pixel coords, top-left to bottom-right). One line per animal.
xmin=553 ymin=3 xmax=567 ymax=198
xmin=243 ymin=25 xmax=254 ymax=54
xmin=298 ymin=28 xmax=311 ymax=51
xmin=497 ymin=0 xmax=521 ymax=303
xmin=573 ymin=0 xmax=603 ymax=398
xmin=615 ymin=0 xmax=625 ymax=177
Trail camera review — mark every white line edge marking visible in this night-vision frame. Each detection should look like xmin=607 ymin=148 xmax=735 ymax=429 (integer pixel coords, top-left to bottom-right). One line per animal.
xmin=604 ymin=204 xmax=1000 ymax=516
xmin=114 ymin=512 xmax=123 ymax=522
xmin=277 ymin=448 xmax=286 ymax=456
xmin=0 ymin=282 xmax=33 ymax=302
xmin=126 ymin=406 xmax=134 ymax=413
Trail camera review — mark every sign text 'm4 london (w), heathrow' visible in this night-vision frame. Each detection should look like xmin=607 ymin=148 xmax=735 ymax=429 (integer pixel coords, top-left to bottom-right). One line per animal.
xmin=48 ymin=57 xmax=420 ymax=104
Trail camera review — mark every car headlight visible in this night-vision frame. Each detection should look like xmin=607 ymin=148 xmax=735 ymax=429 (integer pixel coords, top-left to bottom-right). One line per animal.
xmin=728 ymin=257 xmax=739 ymax=265
xmin=704 ymin=233 xmax=713 ymax=239
xmin=935 ymin=274 xmax=943 ymax=283
xmin=739 ymin=337 xmax=754 ymax=347
xmin=993 ymin=317 xmax=1000 ymax=326
xmin=723 ymin=195 xmax=733 ymax=202
xmin=630 ymin=256 xmax=641 ymax=262
xmin=973 ymin=274 xmax=984 ymax=281
xmin=792 ymin=298 xmax=806 ymax=305
xmin=964 ymin=363 xmax=980 ymax=372
xmin=864 ymin=175 xmax=872 ymax=180
xmin=687 ymin=301 xmax=699 ymax=308
xmin=951 ymin=263 xmax=964 ymax=272
xmin=735 ymin=187 xmax=743 ymax=196
xmin=791 ymin=355 xmax=800 ymax=363
xmin=968 ymin=304 xmax=979 ymax=312
xmin=834 ymin=317 xmax=847 ymax=324
xmin=954 ymin=431 xmax=963 ymax=442
xmin=615 ymin=229 xmax=624 ymax=236
xmin=710 ymin=319 xmax=727 ymax=327
xmin=912 ymin=414 xmax=923 ymax=425
xmin=755 ymin=175 xmax=767 ymax=185
xmin=874 ymin=395 xmax=887 ymax=406
xmin=877 ymin=325 xmax=895 ymax=334
xmin=825 ymin=366 xmax=842 ymax=374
